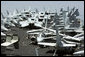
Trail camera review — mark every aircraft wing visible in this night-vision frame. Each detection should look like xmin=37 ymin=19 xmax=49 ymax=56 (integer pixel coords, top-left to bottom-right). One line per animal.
xmin=1 ymin=26 xmax=8 ymax=31
xmin=61 ymin=41 xmax=76 ymax=47
xmin=62 ymin=38 xmax=80 ymax=44
xmin=73 ymin=50 xmax=84 ymax=55
xmin=63 ymin=36 xmax=81 ymax=42
xmin=40 ymin=36 xmax=56 ymax=40
xmin=1 ymin=40 xmax=18 ymax=46
xmin=1 ymin=32 xmax=6 ymax=36
xmin=62 ymin=44 xmax=76 ymax=47
xmin=38 ymin=42 xmax=56 ymax=46
xmin=73 ymin=33 xmax=84 ymax=38
xmin=28 ymin=32 xmax=40 ymax=35
xmin=38 ymin=42 xmax=76 ymax=47
xmin=27 ymin=29 xmax=43 ymax=33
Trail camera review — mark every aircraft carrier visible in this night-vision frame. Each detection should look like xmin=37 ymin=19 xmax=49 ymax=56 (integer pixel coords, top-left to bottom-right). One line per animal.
xmin=1 ymin=7 xmax=84 ymax=56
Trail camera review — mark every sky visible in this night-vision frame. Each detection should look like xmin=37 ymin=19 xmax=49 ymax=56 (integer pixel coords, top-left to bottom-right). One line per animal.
xmin=1 ymin=1 xmax=84 ymax=25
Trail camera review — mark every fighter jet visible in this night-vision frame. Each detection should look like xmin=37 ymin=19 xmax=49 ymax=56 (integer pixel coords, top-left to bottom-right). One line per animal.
xmin=1 ymin=34 xmax=18 ymax=47
xmin=1 ymin=12 xmax=16 ymax=27
xmin=27 ymin=9 xmax=83 ymax=47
